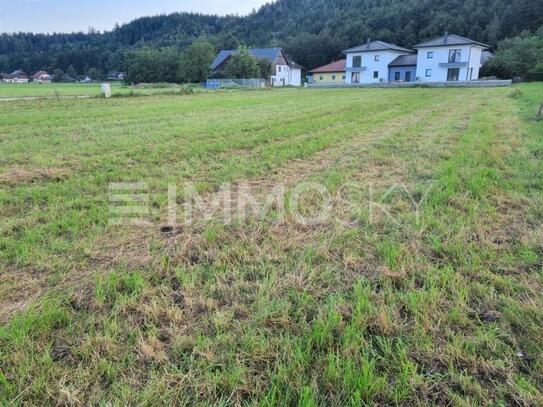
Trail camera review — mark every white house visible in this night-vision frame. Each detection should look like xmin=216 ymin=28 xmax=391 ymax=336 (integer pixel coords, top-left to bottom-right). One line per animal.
xmin=344 ymin=40 xmax=414 ymax=84
xmin=210 ymin=47 xmax=303 ymax=87
xmin=32 ymin=71 xmax=53 ymax=84
xmin=273 ymin=60 xmax=303 ymax=87
xmin=413 ymin=33 xmax=488 ymax=82
xmin=1 ymin=70 xmax=29 ymax=83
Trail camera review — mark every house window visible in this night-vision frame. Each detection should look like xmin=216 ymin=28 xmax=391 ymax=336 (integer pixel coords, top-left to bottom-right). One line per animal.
xmin=447 ymin=68 xmax=460 ymax=81
xmin=374 ymin=55 xmax=380 ymax=61
xmin=319 ymin=76 xmax=323 ymax=81
xmin=342 ymin=75 xmax=345 ymax=80
xmin=278 ymin=66 xmax=282 ymax=72
xmin=352 ymin=55 xmax=362 ymax=68
xmin=373 ymin=71 xmax=379 ymax=78
xmin=394 ymin=71 xmax=401 ymax=81
xmin=427 ymin=51 xmax=433 ymax=59
xmin=332 ymin=75 xmax=336 ymax=80
xmin=425 ymin=69 xmax=432 ymax=77
xmin=351 ymin=72 xmax=360 ymax=83
xmin=448 ymin=49 xmax=461 ymax=63
xmin=405 ymin=71 xmax=411 ymax=82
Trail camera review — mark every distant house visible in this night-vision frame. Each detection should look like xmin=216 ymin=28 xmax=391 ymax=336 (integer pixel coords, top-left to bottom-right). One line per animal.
xmin=344 ymin=40 xmax=414 ymax=84
xmin=309 ymin=60 xmax=346 ymax=84
xmin=1 ymin=70 xmax=29 ymax=83
xmin=413 ymin=33 xmax=488 ymax=82
xmin=1 ymin=74 xmax=14 ymax=83
xmin=107 ymin=71 xmax=126 ymax=81
xmin=32 ymin=71 xmax=53 ymax=84
xmin=211 ymin=47 xmax=302 ymax=86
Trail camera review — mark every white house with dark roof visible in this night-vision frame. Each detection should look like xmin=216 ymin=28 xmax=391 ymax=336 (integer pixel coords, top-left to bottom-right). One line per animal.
xmin=413 ymin=33 xmax=488 ymax=82
xmin=329 ymin=33 xmax=491 ymax=86
xmin=210 ymin=47 xmax=302 ymax=86
xmin=343 ymin=39 xmax=414 ymax=84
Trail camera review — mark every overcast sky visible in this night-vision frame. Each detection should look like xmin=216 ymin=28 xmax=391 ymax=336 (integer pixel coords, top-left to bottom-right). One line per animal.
xmin=0 ymin=0 xmax=271 ymax=34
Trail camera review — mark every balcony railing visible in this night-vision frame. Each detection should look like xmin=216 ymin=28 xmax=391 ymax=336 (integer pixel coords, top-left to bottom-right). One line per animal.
xmin=346 ymin=66 xmax=367 ymax=72
xmin=438 ymin=61 xmax=468 ymax=68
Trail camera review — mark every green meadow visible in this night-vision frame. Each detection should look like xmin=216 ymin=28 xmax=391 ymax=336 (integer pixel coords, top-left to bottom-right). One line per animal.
xmin=0 ymin=82 xmax=200 ymax=98
xmin=0 ymin=85 xmax=542 ymax=405
xmin=0 ymin=82 xmax=108 ymax=98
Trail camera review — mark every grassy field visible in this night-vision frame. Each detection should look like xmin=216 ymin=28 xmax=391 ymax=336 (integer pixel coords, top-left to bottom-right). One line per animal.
xmin=0 ymin=82 xmax=199 ymax=98
xmin=0 ymin=82 xmax=110 ymax=98
xmin=0 ymin=85 xmax=542 ymax=405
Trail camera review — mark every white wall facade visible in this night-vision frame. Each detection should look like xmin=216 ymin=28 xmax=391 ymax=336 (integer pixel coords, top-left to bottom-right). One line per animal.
xmin=271 ymin=64 xmax=301 ymax=86
xmin=290 ymin=68 xmax=302 ymax=86
xmin=415 ymin=45 xmax=484 ymax=82
xmin=2 ymin=78 xmax=28 ymax=83
xmin=272 ymin=64 xmax=290 ymax=86
xmin=345 ymin=50 xmax=412 ymax=84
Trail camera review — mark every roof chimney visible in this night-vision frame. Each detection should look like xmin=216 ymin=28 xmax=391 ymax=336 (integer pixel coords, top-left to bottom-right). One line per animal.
xmin=443 ymin=31 xmax=449 ymax=44
xmin=367 ymin=38 xmax=371 ymax=45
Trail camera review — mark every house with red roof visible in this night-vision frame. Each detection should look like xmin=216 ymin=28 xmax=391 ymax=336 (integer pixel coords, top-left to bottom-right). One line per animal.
xmin=32 ymin=71 xmax=53 ymax=84
xmin=309 ymin=60 xmax=346 ymax=84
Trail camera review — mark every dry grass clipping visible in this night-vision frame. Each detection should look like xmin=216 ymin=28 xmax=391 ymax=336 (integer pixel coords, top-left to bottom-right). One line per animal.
xmin=0 ymin=167 xmax=70 ymax=184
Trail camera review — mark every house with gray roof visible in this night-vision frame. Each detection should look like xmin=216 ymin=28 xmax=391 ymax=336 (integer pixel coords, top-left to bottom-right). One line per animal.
xmin=388 ymin=54 xmax=418 ymax=82
xmin=337 ymin=33 xmax=489 ymax=85
xmin=343 ymin=39 xmax=415 ymax=84
xmin=413 ymin=33 xmax=488 ymax=82
xmin=210 ymin=47 xmax=302 ymax=86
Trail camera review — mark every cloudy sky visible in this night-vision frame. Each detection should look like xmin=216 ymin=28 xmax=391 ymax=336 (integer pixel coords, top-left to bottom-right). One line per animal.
xmin=0 ymin=0 xmax=271 ymax=34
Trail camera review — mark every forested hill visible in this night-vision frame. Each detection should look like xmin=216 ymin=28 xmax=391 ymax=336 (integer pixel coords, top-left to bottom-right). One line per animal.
xmin=1 ymin=0 xmax=542 ymax=74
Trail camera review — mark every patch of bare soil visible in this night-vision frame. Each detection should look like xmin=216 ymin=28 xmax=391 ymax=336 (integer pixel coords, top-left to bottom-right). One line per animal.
xmin=0 ymin=265 xmax=45 ymax=323
xmin=0 ymin=167 xmax=70 ymax=184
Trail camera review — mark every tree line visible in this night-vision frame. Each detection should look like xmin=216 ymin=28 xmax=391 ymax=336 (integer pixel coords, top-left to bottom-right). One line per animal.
xmin=123 ymin=44 xmax=272 ymax=83
xmin=481 ymin=28 xmax=543 ymax=79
